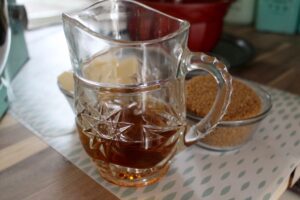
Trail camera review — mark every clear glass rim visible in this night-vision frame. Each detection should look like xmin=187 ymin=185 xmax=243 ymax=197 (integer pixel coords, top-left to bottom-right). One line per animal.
xmin=142 ymin=0 xmax=233 ymax=6
xmin=74 ymin=73 xmax=179 ymax=93
xmin=62 ymin=0 xmax=190 ymax=46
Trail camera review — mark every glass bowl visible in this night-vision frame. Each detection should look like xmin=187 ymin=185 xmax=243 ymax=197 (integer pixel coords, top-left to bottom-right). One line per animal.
xmin=187 ymin=78 xmax=272 ymax=151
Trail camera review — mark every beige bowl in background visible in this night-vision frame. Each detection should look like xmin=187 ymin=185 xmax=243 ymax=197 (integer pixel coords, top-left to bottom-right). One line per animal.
xmin=57 ymin=71 xmax=75 ymax=112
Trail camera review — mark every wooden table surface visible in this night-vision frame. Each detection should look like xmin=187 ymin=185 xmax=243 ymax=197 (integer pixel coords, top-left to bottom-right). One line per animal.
xmin=1 ymin=24 xmax=300 ymax=200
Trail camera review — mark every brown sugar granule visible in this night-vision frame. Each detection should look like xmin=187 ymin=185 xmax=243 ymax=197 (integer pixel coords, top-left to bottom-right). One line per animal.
xmin=186 ymin=75 xmax=261 ymax=121
xmin=186 ymin=75 xmax=262 ymax=149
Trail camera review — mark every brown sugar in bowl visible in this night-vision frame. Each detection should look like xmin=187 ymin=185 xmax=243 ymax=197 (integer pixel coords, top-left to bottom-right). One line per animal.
xmin=186 ymin=75 xmax=272 ymax=151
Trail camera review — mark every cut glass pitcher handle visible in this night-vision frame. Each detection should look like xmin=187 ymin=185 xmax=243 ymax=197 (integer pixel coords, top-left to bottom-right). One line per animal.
xmin=184 ymin=52 xmax=232 ymax=146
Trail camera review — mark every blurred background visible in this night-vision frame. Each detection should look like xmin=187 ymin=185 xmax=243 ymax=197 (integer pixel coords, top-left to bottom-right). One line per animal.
xmin=8 ymin=0 xmax=300 ymax=71
xmin=17 ymin=0 xmax=97 ymax=29
xmin=0 ymin=0 xmax=300 ymax=199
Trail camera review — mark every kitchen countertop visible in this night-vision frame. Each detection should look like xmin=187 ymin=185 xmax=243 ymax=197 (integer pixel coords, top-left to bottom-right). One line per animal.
xmin=0 ymin=24 xmax=300 ymax=200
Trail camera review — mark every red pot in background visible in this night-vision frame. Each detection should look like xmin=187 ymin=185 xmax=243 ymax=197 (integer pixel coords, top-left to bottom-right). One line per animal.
xmin=139 ymin=0 xmax=233 ymax=52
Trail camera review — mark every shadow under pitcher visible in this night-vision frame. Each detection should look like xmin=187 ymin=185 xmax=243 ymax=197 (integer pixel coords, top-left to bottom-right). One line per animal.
xmin=62 ymin=0 xmax=232 ymax=187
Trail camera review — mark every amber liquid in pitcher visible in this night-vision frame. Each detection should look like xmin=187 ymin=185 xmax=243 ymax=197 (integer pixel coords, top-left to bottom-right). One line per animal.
xmin=77 ymin=99 xmax=183 ymax=169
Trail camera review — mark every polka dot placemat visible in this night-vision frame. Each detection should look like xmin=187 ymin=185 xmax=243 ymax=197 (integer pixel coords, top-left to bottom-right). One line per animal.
xmin=10 ymin=82 xmax=300 ymax=200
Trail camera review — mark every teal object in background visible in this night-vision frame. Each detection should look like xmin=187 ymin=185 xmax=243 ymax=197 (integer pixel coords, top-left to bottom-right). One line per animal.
xmin=299 ymin=9 xmax=300 ymax=32
xmin=0 ymin=0 xmax=29 ymax=119
xmin=5 ymin=0 xmax=29 ymax=80
xmin=5 ymin=18 xmax=29 ymax=80
xmin=0 ymin=84 xmax=8 ymax=118
xmin=256 ymin=0 xmax=300 ymax=34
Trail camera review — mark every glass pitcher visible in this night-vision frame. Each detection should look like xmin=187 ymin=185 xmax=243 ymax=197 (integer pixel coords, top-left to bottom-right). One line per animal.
xmin=62 ymin=0 xmax=232 ymax=187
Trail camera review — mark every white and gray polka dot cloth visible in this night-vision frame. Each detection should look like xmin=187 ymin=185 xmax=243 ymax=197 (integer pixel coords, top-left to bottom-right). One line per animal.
xmin=10 ymin=83 xmax=300 ymax=199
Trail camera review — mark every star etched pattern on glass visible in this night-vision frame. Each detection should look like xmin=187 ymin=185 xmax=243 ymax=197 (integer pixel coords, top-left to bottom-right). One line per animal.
xmin=75 ymin=80 xmax=186 ymax=186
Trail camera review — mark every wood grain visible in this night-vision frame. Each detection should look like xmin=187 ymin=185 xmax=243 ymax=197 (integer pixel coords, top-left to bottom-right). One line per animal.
xmin=0 ymin=123 xmax=31 ymax=149
xmin=0 ymin=136 xmax=48 ymax=171
xmin=0 ymin=113 xmax=18 ymax=129
xmin=0 ymin=122 xmax=118 ymax=200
